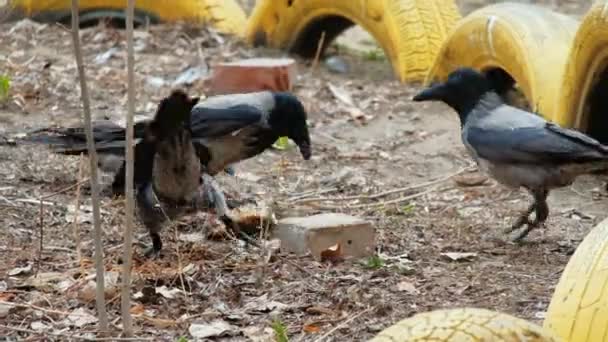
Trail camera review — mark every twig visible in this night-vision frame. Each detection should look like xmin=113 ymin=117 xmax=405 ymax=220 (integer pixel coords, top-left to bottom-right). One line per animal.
xmin=311 ymin=31 xmax=326 ymax=72
xmin=34 ymin=171 xmax=89 ymax=277
xmin=307 ymin=185 xmax=443 ymax=210
xmin=120 ymin=0 xmax=136 ymax=337
xmin=1 ymin=301 xmax=76 ymax=316
xmin=288 ymin=187 xmax=338 ymax=202
xmin=73 ymin=153 xmax=85 ymax=261
xmin=70 ymin=0 xmax=108 ymax=332
xmin=0 ymin=324 xmax=153 ymax=341
xmin=296 ymin=167 xmax=468 ymax=204
xmin=312 ymin=308 xmax=371 ymax=342
xmin=36 ymin=196 xmax=43 ymax=277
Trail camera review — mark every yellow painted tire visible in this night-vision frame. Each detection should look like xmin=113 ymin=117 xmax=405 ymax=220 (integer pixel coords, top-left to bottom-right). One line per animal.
xmin=554 ymin=2 xmax=608 ymax=138
xmin=425 ymin=2 xmax=578 ymax=119
xmin=543 ymin=218 xmax=608 ymax=341
xmin=244 ymin=0 xmax=461 ymax=82
xmin=370 ymin=308 xmax=560 ymax=342
xmin=7 ymin=0 xmax=247 ymax=36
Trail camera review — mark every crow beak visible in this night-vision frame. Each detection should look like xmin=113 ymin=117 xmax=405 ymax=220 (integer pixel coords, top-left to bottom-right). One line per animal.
xmin=412 ymin=83 xmax=446 ymax=102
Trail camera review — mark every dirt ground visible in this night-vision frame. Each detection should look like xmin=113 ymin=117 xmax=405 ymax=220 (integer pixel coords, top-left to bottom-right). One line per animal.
xmin=0 ymin=0 xmax=605 ymax=341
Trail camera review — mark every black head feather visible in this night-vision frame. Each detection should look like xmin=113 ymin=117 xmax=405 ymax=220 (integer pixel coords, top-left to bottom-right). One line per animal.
xmin=268 ymin=92 xmax=311 ymax=160
xmin=147 ymin=89 xmax=200 ymax=142
xmin=412 ymin=68 xmax=495 ymax=122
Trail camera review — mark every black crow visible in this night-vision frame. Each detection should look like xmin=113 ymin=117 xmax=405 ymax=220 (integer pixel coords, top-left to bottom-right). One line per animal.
xmin=135 ymin=90 xmax=245 ymax=258
xmin=413 ymin=67 xmax=608 ymax=241
xmin=9 ymin=91 xmax=311 ymax=196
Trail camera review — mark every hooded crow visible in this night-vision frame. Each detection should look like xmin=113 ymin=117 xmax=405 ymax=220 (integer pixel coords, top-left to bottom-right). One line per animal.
xmin=413 ymin=67 xmax=608 ymax=241
xmin=135 ymin=89 xmax=249 ymax=258
xmin=10 ymin=91 xmax=312 ymax=197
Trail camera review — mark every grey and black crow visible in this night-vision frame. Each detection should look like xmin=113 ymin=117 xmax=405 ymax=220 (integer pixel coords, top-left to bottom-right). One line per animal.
xmin=413 ymin=68 xmax=608 ymax=241
xmin=135 ymin=89 xmax=244 ymax=258
xmin=9 ymin=91 xmax=312 ymax=196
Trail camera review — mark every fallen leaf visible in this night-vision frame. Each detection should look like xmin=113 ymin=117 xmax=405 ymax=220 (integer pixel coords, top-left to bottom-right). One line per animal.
xmin=237 ymin=172 xmax=262 ymax=182
xmin=244 ymin=294 xmax=288 ymax=313
xmin=441 ymin=252 xmax=478 ymax=261
xmin=30 ymin=321 xmax=49 ymax=331
xmin=66 ymin=307 xmax=98 ymax=327
xmin=320 ymin=243 xmax=344 ymax=263
xmin=396 ymin=281 xmax=419 ymax=294
xmin=242 ymin=326 xmax=275 ymax=342
xmin=453 ymin=174 xmax=488 ymax=187
xmin=130 ymin=304 xmax=145 ymax=315
xmin=156 ymin=285 xmax=182 ymax=299
xmin=189 ymin=320 xmax=236 ymax=339
xmin=8 ymin=263 xmax=32 ymax=276
xmin=0 ymin=302 xmax=11 ymax=318
xmin=22 ymin=272 xmax=65 ymax=291
xmin=179 ymin=233 xmax=205 ymax=243
xmin=141 ymin=315 xmax=177 ymax=328
xmin=303 ymin=324 xmax=321 ymax=333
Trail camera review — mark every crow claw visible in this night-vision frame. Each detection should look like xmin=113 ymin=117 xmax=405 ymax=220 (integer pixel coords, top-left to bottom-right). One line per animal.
xmin=143 ymin=246 xmax=162 ymax=259
xmin=220 ymin=215 xmax=259 ymax=247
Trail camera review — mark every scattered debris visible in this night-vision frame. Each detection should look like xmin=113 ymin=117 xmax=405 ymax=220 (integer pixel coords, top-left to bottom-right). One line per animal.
xmin=441 ymin=252 xmax=478 ymax=262
xmin=65 ymin=308 xmax=98 ymax=327
xmin=325 ymin=55 xmax=350 ymax=74
xmin=189 ymin=320 xmax=237 ymax=339
xmin=396 ymin=280 xmax=419 ymax=294
xmin=172 ymin=64 xmax=209 ymax=86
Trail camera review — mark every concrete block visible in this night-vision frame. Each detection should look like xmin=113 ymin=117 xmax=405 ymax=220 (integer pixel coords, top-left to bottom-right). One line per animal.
xmin=207 ymin=57 xmax=296 ymax=95
xmin=272 ymin=213 xmax=375 ymax=260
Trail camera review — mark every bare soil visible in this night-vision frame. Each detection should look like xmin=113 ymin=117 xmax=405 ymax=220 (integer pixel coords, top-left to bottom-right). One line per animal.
xmin=0 ymin=1 xmax=605 ymax=341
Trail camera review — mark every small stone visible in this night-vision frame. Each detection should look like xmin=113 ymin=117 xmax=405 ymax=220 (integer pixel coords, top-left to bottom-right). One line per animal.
xmin=324 ymin=55 xmax=349 ymax=74
xmin=273 ymin=213 xmax=375 ymax=260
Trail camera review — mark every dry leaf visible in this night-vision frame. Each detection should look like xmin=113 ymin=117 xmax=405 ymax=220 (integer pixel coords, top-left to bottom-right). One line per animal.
xmin=0 ymin=302 xmax=11 ymax=318
xmin=242 ymin=326 xmax=275 ymax=342
xmin=130 ymin=304 xmax=145 ymax=315
xmin=327 ymin=83 xmax=355 ymax=107
xmin=141 ymin=315 xmax=177 ymax=328
xmin=396 ymin=281 xmax=419 ymax=294
xmin=8 ymin=264 xmax=32 ymax=276
xmin=189 ymin=320 xmax=236 ymax=339
xmin=320 ymin=243 xmax=344 ymax=263
xmin=441 ymin=252 xmax=478 ymax=261
xmin=156 ymin=285 xmax=182 ymax=299
xmin=303 ymin=324 xmax=321 ymax=333
xmin=65 ymin=307 xmax=98 ymax=327
xmin=244 ymin=294 xmax=288 ymax=313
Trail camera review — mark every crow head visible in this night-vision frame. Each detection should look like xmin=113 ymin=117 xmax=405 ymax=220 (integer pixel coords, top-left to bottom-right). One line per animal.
xmin=268 ymin=92 xmax=311 ymax=160
xmin=413 ymin=68 xmax=493 ymax=120
xmin=146 ymin=90 xmax=202 ymax=200
xmin=146 ymin=89 xmax=200 ymax=143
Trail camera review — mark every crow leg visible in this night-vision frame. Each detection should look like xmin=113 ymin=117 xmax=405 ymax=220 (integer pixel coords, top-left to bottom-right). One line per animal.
xmin=503 ymin=202 xmax=536 ymax=234
xmin=136 ymin=183 xmax=166 ymax=258
xmin=201 ymin=174 xmax=258 ymax=246
xmin=143 ymin=232 xmax=163 ymax=259
xmin=511 ymin=189 xmax=549 ymax=242
xmin=111 ymin=162 xmax=126 ymax=197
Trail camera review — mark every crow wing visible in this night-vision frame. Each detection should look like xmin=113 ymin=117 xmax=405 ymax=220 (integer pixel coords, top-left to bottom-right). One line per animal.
xmin=466 ymin=124 xmax=608 ymax=164
xmin=190 ymin=104 xmax=263 ymax=139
